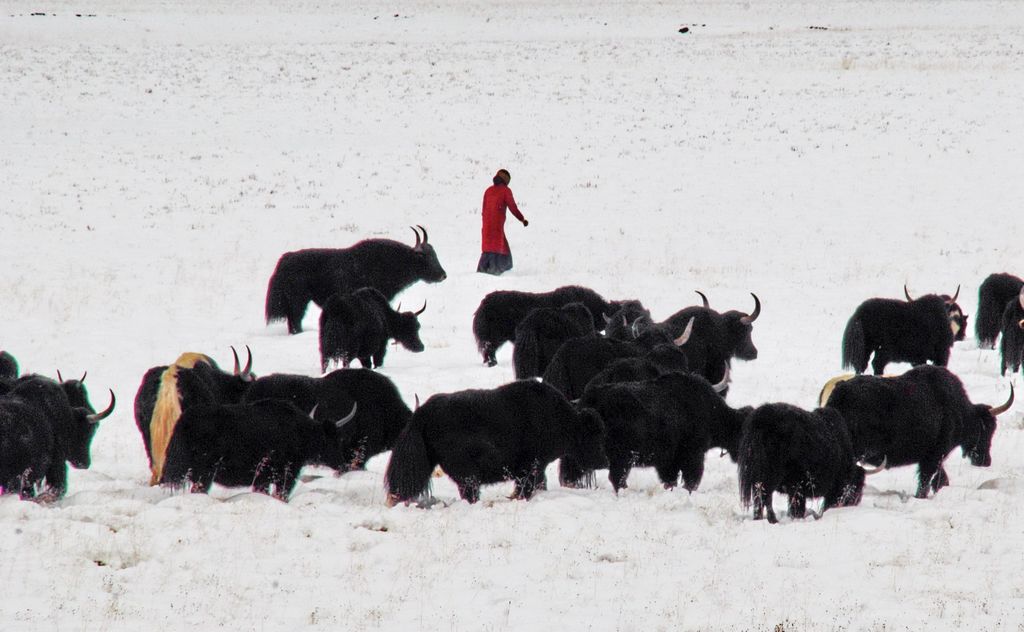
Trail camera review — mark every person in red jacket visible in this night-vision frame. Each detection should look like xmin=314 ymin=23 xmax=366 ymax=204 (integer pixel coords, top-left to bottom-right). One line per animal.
xmin=477 ymin=168 xmax=528 ymax=275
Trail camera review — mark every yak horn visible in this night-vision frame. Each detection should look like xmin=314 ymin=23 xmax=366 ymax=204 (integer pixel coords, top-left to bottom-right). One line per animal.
xmin=711 ymin=365 xmax=730 ymax=393
xmin=242 ymin=345 xmax=253 ymax=377
xmin=695 ymin=290 xmax=710 ymax=309
xmin=674 ymin=317 xmax=695 ymax=346
xmin=904 ymin=285 xmax=914 ymax=301
xmin=58 ymin=369 xmax=87 ymax=383
xmin=417 ymin=224 xmax=429 ymax=244
xmin=87 ymin=389 xmax=116 ymax=424
xmin=411 ymin=226 xmax=422 ymax=249
xmin=948 ymin=284 xmax=960 ymax=304
xmin=334 ymin=402 xmax=358 ymax=429
xmin=1018 ymin=286 xmax=1024 ymax=310
xmin=990 ymin=384 xmax=1014 ymax=417
xmin=414 ymin=394 xmax=420 ymax=410
xmin=602 ymin=313 xmax=612 ymax=324
xmin=739 ymin=293 xmax=761 ymax=325
xmin=414 ymin=301 xmax=427 ymax=316
xmin=232 ymin=346 xmax=241 ymax=374
xmin=309 ymin=404 xmax=319 ymax=419
xmin=858 ymin=456 xmax=887 ymax=475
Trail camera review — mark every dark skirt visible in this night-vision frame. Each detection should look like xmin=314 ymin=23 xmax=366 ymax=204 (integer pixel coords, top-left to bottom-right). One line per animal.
xmin=477 ymin=252 xmax=513 ymax=275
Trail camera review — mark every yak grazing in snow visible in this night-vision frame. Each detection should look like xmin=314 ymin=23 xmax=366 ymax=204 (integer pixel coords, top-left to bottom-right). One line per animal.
xmin=265 ymin=226 xmax=446 ymax=334
xmin=738 ymin=403 xmax=867 ymax=524
xmin=242 ymin=368 xmax=412 ymax=471
xmin=318 ymin=287 xmax=426 ymax=372
xmin=824 ymin=365 xmax=1013 ymax=498
xmin=160 ymin=399 xmax=357 ymax=501
xmin=384 ymin=380 xmax=607 ymax=505
xmin=471 ymin=285 xmax=635 ymax=367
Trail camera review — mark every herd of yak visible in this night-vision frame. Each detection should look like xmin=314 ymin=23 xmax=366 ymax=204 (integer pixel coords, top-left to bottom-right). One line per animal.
xmin=1 ymin=228 xmax=1022 ymax=524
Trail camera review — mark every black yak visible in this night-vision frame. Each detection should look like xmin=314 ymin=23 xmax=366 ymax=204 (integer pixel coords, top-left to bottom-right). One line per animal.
xmin=999 ymin=286 xmax=1024 ymax=376
xmin=134 ymin=347 xmax=255 ymax=485
xmin=472 ymin=285 xmax=631 ymax=366
xmin=541 ymin=318 xmax=695 ymax=400
xmin=841 ymin=286 xmax=959 ymax=375
xmin=738 ymin=403 xmax=867 ymax=524
xmin=563 ymin=371 xmax=745 ymax=491
xmin=265 ymin=225 xmax=446 ymax=334
xmin=318 ymin=287 xmax=426 ymax=372
xmin=825 ymin=365 xmax=1013 ymax=498
xmin=512 ymin=302 xmax=595 ymax=379
xmin=0 ymin=375 xmax=114 ymax=499
xmin=976 ymin=273 xmax=1022 ymax=348
xmin=383 ymin=380 xmax=608 ymax=505
xmin=160 ymin=399 xmax=357 ymax=500
xmin=654 ymin=291 xmax=761 ymax=386
xmin=242 ymin=368 xmax=412 ymax=470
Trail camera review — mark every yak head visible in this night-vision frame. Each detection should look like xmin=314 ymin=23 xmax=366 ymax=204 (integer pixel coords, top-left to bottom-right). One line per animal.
xmin=392 ymin=302 xmax=427 ymax=353
xmin=567 ymin=406 xmax=608 ymax=471
xmin=410 ymin=225 xmax=447 ymax=283
xmin=963 ymin=385 xmax=1013 ymax=467
xmin=906 ymin=284 xmax=967 ymax=342
xmin=560 ymin=302 xmax=597 ymax=336
xmin=66 ymin=389 xmax=116 ymax=469
xmin=940 ymin=286 xmax=967 ymax=342
xmin=55 ymin=370 xmax=116 ymax=468
xmin=602 ymin=300 xmax=651 ymax=339
xmin=722 ymin=293 xmax=761 ymax=361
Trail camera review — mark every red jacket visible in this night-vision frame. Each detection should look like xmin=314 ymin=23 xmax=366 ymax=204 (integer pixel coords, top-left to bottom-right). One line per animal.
xmin=480 ymin=183 xmax=524 ymax=255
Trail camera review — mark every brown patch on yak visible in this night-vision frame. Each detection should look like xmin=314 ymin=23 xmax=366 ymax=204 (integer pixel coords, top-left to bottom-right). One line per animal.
xmin=148 ymin=353 xmax=214 ymax=485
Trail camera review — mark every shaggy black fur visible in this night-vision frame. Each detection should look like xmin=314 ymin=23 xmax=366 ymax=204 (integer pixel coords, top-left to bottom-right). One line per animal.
xmin=976 ymin=273 xmax=1022 ymax=348
xmin=999 ymin=287 xmax=1024 ymax=376
xmin=318 ymin=287 xmax=425 ymax=372
xmin=133 ymin=350 xmax=255 ymax=466
xmin=243 ymin=368 xmax=411 ymax=470
xmin=0 ymin=375 xmax=113 ymax=499
xmin=471 ymin=285 xmax=630 ymax=366
xmin=160 ymin=399 xmax=357 ymax=500
xmin=738 ymin=403 xmax=864 ymax=524
xmin=512 ymin=302 xmax=595 ymax=379
xmin=564 ymin=372 xmax=750 ymax=491
xmin=0 ymin=351 xmax=19 ymax=381
xmin=841 ymin=294 xmax=955 ymax=375
xmin=383 ymin=380 xmax=607 ymax=504
xmin=826 ymin=365 xmax=1010 ymax=498
xmin=656 ymin=293 xmax=761 ymax=385
xmin=265 ymin=229 xmax=446 ymax=334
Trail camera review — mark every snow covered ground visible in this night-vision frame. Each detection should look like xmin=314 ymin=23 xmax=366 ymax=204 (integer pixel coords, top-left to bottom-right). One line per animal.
xmin=2 ymin=1 xmax=1024 ymax=629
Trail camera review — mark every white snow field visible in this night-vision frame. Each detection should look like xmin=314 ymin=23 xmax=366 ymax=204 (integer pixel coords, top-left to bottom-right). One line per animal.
xmin=2 ymin=1 xmax=1024 ymax=630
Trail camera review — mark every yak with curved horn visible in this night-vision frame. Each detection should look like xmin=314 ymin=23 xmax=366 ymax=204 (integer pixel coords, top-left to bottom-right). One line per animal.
xmin=265 ymin=225 xmax=446 ymax=334
xmin=825 ymin=366 xmax=1012 ymax=499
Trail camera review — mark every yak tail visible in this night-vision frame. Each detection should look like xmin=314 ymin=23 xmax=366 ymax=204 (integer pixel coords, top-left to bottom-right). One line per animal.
xmin=384 ymin=418 xmax=436 ymax=503
xmin=841 ymin=317 xmax=867 ymax=373
xmin=976 ymin=297 xmax=1002 ymax=349
xmin=264 ymin=261 xmax=290 ymax=325
xmin=318 ymin=310 xmax=348 ymax=373
xmin=737 ymin=409 xmax=794 ymax=509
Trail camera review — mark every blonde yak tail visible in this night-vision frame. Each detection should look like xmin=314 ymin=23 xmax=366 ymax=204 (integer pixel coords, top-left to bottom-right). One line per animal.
xmin=148 ymin=353 xmax=213 ymax=485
